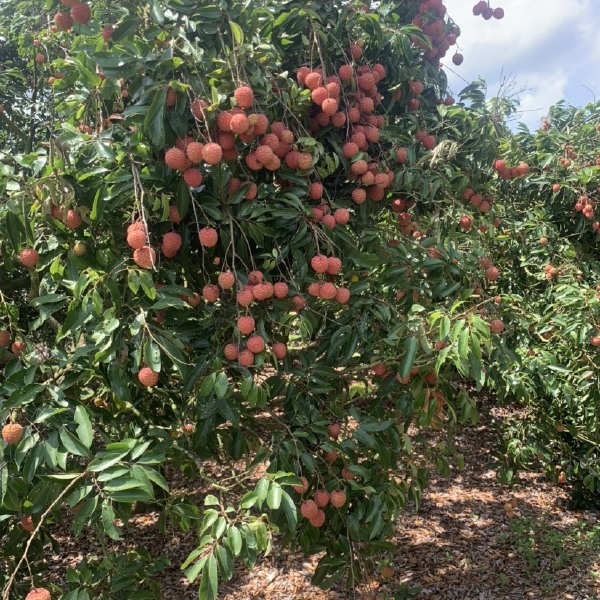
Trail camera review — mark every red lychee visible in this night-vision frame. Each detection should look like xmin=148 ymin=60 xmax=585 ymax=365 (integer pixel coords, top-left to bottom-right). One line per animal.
xmin=233 ymin=86 xmax=254 ymax=108
xmin=19 ymin=248 xmax=39 ymax=268
xmin=138 ymin=367 xmax=159 ymax=387
xmin=2 ymin=423 xmax=24 ymax=445
xmin=133 ymin=246 xmax=156 ymax=269
xmin=70 ymin=2 xmax=91 ymax=24
xmin=272 ymin=342 xmax=287 ymax=360
xmin=165 ymin=147 xmax=187 ymax=171
xmin=161 ymin=232 xmax=182 ymax=258
xmin=198 ymin=227 xmax=218 ymax=248
xmin=247 ymin=335 xmax=265 ymax=354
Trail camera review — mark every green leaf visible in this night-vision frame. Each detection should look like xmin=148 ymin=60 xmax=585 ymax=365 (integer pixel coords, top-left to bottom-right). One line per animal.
xmin=266 ymin=482 xmax=282 ymax=509
xmin=399 ymin=336 xmax=418 ymax=381
xmin=60 ymin=427 xmax=91 ymax=458
xmin=214 ymin=372 xmax=229 ymax=398
xmin=74 ymin=406 xmax=93 ymax=449
xmin=199 ymin=555 xmax=218 ymax=600
xmin=144 ymin=87 xmax=168 ymax=150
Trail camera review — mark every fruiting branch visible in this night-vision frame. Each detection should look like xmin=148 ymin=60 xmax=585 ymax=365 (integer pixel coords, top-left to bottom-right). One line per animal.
xmin=1 ymin=471 xmax=89 ymax=600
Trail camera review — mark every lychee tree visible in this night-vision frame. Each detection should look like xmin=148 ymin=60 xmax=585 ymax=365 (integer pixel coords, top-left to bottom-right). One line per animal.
xmin=0 ymin=0 xmax=508 ymax=597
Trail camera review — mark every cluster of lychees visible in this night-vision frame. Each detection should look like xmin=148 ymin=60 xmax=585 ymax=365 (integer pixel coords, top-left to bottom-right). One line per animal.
xmin=411 ymin=0 xmax=460 ymax=62
xmin=472 ymin=1 xmax=504 ymax=20
xmin=54 ymin=0 xmax=92 ymax=31
xmin=493 ymin=159 xmax=529 ymax=180
xmin=294 ymin=423 xmax=349 ymax=528
xmin=461 ymin=188 xmax=496 ymax=214
xmin=575 ymin=195 xmax=595 ymax=221
xmin=308 ymin=255 xmax=350 ymax=303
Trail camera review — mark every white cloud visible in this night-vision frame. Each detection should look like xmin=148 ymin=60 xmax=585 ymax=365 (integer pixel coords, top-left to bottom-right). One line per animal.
xmin=442 ymin=0 xmax=600 ymax=125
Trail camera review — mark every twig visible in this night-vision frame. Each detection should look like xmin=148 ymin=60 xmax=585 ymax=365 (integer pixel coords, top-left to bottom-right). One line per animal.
xmin=2 ymin=471 xmax=89 ymax=600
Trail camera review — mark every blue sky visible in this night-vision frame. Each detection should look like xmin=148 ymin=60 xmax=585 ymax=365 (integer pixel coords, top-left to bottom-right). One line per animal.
xmin=442 ymin=0 xmax=600 ymax=128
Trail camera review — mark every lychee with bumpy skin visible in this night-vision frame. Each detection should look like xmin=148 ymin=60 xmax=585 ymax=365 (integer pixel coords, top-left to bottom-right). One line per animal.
xmin=138 ymin=367 xmax=159 ymax=387
xmin=311 ymin=255 xmax=329 ymax=274
xmin=238 ymin=349 xmax=254 ymax=367
xmin=237 ymin=316 xmax=255 ymax=335
xmin=328 ymin=423 xmax=341 ymax=438
xmin=202 ymin=285 xmax=220 ymax=303
xmin=2 ymin=423 xmax=24 ymax=445
xmin=198 ymin=227 xmax=218 ymax=248
xmin=237 ymin=290 xmax=254 ymax=307
xmin=489 ymin=319 xmax=505 ymax=334
xmin=485 ymin=266 xmax=500 ymax=282
xmin=218 ymin=271 xmax=235 ymax=290
xmin=169 ymin=205 xmax=183 ymax=224
xmin=330 ymin=490 xmax=347 ymax=508
xmin=161 ymin=232 xmax=182 ymax=258
xmin=183 ymin=168 xmax=203 ymax=187
xmin=55 ymin=11 xmax=73 ymax=30
xmin=63 ymin=209 xmax=82 ymax=229
xmin=309 ymin=509 xmax=326 ymax=528
xmin=247 ymin=335 xmax=265 ymax=354
xmin=314 ymin=489 xmax=330 ymax=508
xmin=0 ymin=330 xmax=10 ymax=347
xmin=352 ymin=188 xmax=367 ymax=204
xmin=224 ymin=344 xmax=239 ymax=361
xmin=20 ymin=248 xmax=39 ymax=268
xmin=186 ymin=142 xmax=204 ymax=163
xmin=202 ymin=143 xmax=223 ymax=165
xmin=319 ymin=282 xmax=337 ymax=300
xmin=300 ymin=499 xmax=319 ymax=519
xmin=293 ymin=476 xmax=309 ymax=494
xmin=273 ymin=282 xmax=288 ymax=298
xmin=309 ymin=183 xmax=324 ymax=200
xmin=326 ymin=257 xmax=342 ymax=275
xmin=25 ymin=589 xmax=51 ymax=600
xmin=333 ymin=208 xmax=349 ymax=225
xmin=70 ymin=2 xmax=91 ymax=24
xmin=335 ymin=287 xmax=351 ymax=304
xmin=272 ymin=342 xmax=287 ymax=360
xmin=234 ymin=86 xmax=254 ymax=108
xmin=133 ymin=246 xmax=156 ymax=269
xmin=452 ymin=53 xmax=464 ymax=66
xmin=11 ymin=341 xmax=25 ymax=356
xmin=127 ymin=224 xmax=147 ymax=250
xmin=165 ymin=147 xmax=187 ymax=171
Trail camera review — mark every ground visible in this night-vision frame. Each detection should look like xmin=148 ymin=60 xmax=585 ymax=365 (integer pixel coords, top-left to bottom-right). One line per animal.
xmin=48 ymin=397 xmax=600 ymax=599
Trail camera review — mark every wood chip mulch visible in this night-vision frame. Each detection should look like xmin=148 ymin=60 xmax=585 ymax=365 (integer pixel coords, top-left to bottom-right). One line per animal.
xmin=43 ymin=397 xmax=600 ymax=599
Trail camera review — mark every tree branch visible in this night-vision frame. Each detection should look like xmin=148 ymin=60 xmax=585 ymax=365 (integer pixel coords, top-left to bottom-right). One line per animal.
xmin=2 ymin=471 xmax=89 ymax=600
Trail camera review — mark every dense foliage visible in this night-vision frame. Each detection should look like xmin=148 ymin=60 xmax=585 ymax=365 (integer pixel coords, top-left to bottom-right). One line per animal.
xmin=1 ymin=0 xmax=598 ymax=598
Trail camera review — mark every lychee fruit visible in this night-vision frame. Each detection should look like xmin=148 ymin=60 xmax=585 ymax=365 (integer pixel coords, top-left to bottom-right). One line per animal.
xmin=183 ymin=168 xmax=203 ymax=187
xmin=133 ymin=246 xmax=156 ymax=269
xmin=309 ymin=182 xmax=324 ymax=200
xmin=198 ymin=227 xmax=218 ymax=248
xmin=25 ymin=589 xmax=51 ymax=600
xmin=11 ymin=341 xmax=25 ymax=356
xmin=328 ymin=423 xmax=341 ymax=438
xmin=0 ymin=330 xmax=10 ymax=347
xmin=314 ymin=489 xmax=330 ymax=508
xmin=272 ymin=342 xmax=287 ymax=360
xmin=300 ymin=499 xmax=319 ymax=519
xmin=247 ymin=335 xmax=265 ymax=354
xmin=293 ymin=476 xmax=309 ymax=494
xmin=309 ymin=509 xmax=326 ymax=528
xmin=19 ymin=248 xmax=39 ymax=268
xmin=237 ymin=290 xmax=254 ymax=307
xmin=165 ymin=147 xmax=188 ymax=171
xmin=326 ymin=257 xmax=342 ymax=275
xmin=218 ymin=271 xmax=235 ymax=290
xmin=224 ymin=343 xmax=239 ymax=361
xmin=71 ymin=2 xmax=91 ymax=24
xmin=330 ymin=490 xmax=347 ymax=508
xmin=238 ymin=349 xmax=254 ymax=367
xmin=54 ymin=11 xmax=73 ymax=30
xmin=234 ymin=85 xmax=254 ymax=108
xmin=237 ymin=316 xmax=255 ymax=335
xmin=161 ymin=232 xmax=182 ymax=257
xmin=169 ymin=205 xmax=183 ymax=224
xmin=273 ymin=282 xmax=288 ymax=298
xmin=2 ymin=423 xmax=24 ymax=445
xmin=319 ymin=282 xmax=337 ymax=300
xmin=311 ymin=255 xmax=329 ymax=274
xmin=202 ymin=143 xmax=223 ymax=165
xmin=138 ymin=367 xmax=159 ymax=387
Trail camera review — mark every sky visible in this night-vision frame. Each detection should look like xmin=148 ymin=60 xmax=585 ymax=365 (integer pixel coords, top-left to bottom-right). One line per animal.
xmin=442 ymin=0 xmax=600 ymax=129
